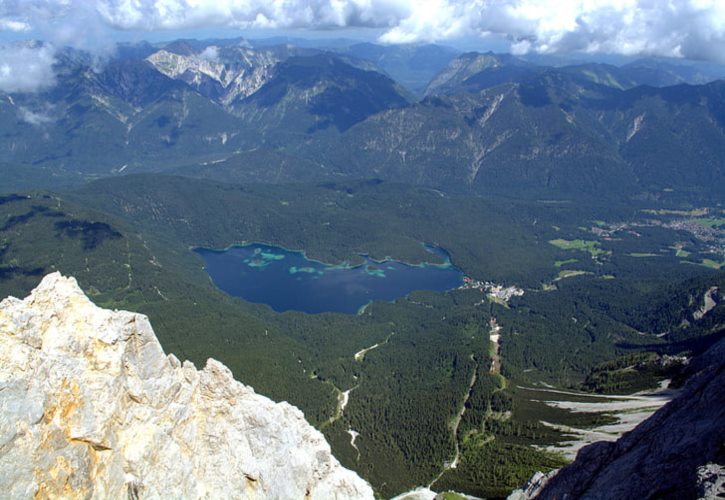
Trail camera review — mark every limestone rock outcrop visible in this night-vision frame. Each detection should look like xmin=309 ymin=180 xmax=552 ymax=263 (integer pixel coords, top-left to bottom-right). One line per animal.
xmin=0 ymin=273 xmax=374 ymax=499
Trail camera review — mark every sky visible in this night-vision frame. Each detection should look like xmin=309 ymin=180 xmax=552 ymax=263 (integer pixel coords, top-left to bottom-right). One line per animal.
xmin=2 ymin=0 xmax=725 ymax=92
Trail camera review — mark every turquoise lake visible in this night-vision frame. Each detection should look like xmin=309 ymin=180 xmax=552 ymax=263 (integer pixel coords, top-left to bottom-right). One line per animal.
xmin=195 ymin=243 xmax=463 ymax=314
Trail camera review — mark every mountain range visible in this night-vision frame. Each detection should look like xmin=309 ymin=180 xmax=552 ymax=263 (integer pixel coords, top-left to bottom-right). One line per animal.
xmin=1 ymin=39 xmax=724 ymax=202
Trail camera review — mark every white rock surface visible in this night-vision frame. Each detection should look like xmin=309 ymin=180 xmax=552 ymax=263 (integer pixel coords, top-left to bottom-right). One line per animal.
xmin=146 ymin=49 xmax=278 ymax=105
xmin=390 ymin=487 xmax=438 ymax=500
xmin=697 ymin=463 xmax=725 ymax=499
xmin=506 ymin=470 xmax=558 ymax=500
xmin=0 ymin=273 xmax=374 ymax=499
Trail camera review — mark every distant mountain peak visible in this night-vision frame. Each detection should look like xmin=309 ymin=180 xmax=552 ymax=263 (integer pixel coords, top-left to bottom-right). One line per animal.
xmin=146 ymin=46 xmax=280 ymax=104
xmin=425 ymin=51 xmax=532 ymax=96
xmin=238 ymin=53 xmax=410 ymax=132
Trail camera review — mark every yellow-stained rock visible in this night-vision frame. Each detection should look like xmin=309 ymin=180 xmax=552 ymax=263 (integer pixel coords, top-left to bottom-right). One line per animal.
xmin=0 ymin=273 xmax=373 ymax=499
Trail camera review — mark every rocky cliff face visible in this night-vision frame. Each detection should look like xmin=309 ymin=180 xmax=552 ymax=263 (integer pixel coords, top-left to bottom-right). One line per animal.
xmin=514 ymin=336 xmax=725 ymax=500
xmin=0 ymin=273 xmax=373 ymax=499
xmin=146 ymin=47 xmax=279 ymax=105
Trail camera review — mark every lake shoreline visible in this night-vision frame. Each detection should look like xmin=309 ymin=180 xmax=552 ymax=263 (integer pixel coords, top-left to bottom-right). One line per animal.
xmin=194 ymin=242 xmax=464 ymax=314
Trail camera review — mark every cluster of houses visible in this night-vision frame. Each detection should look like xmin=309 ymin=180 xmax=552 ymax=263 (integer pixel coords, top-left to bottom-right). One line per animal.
xmin=459 ymin=276 xmax=524 ymax=302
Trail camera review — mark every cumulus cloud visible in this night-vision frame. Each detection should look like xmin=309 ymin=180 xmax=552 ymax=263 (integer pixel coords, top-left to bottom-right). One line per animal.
xmin=91 ymin=0 xmax=725 ymax=62
xmin=2 ymin=0 xmax=725 ymax=63
xmin=1 ymin=0 xmax=115 ymax=55
xmin=378 ymin=0 xmax=725 ymax=62
xmin=0 ymin=44 xmax=56 ymax=93
xmin=95 ymin=0 xmax=410 ymax=31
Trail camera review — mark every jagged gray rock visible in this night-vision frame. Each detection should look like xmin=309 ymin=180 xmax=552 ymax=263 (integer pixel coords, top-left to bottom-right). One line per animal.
xmin=146 ymin=47 xmax=278 ymax=105
xmin=696 ymin=463 xmax=725 ymax=499
xmin=531 ymin=337 xmax=725 ymax=500
xmin=0 ymin=272 xmax=374 ymax=499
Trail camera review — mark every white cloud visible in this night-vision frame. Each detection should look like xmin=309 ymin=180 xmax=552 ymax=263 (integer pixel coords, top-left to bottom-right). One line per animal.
xmin=0 ymin=44 xmax=56 ymax=93
xmin=199 ymin=45 xmax=219 ymax=61
xmin=0 ymin=18 xmax=30 ymax=32
xmin=379 ymin=0 xmax=725 ymax=62
xmin=18 ymin=106 xmax=55 ymax=126
xmin=94 ymin=0 xmax=411 ymax=31
xmin=0 ymin=1 xmax=116 ymax=55
xmin=2 ymin=0 xmax=725 ymax=62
